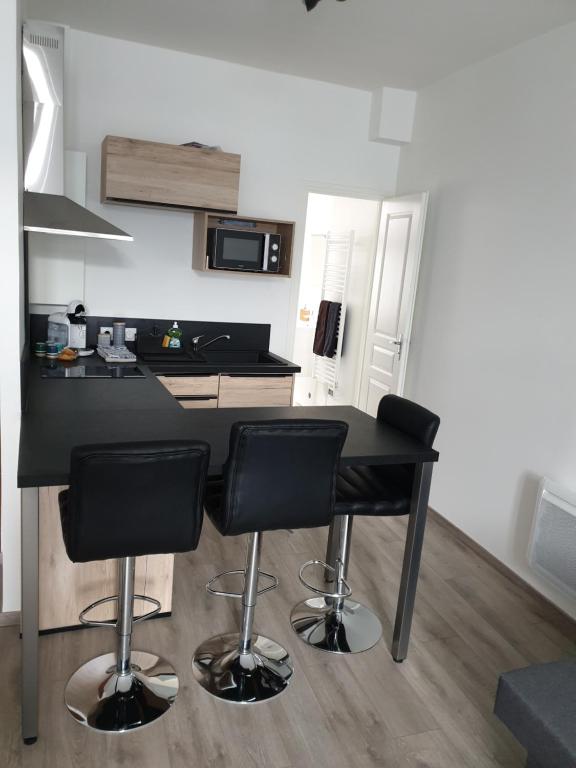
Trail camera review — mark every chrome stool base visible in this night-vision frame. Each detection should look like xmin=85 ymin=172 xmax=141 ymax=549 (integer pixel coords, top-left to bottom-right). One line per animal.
xmin=290 ymin=596 xmax=383 ymax=654
xmin=64 ymin=651 xmax=179 ymax=732
xmin=192 ymin=632 xmax=293 ymax=703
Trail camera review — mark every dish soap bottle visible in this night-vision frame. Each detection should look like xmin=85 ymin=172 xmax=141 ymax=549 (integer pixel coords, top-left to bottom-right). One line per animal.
xmin=162 ymin=321 xmax=182 ymax=349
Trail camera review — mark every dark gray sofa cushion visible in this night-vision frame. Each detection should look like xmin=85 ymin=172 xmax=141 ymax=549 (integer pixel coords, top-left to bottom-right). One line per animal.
xmin=494 ymin=660 xmax=576 ymax=768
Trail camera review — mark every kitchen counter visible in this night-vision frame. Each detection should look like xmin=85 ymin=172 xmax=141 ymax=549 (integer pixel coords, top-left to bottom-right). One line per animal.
xmin=18 ymin=351 xmax=439 ymax=743
xmin=25 ymin=355 xmax=180 ymax=414
xmin=145 ymin=349 xmax=300 ymax=376
xmin=24 ymin=348 xmax=300 ymax=414
xmin=19 ymin=355 xmax=438 ymax=486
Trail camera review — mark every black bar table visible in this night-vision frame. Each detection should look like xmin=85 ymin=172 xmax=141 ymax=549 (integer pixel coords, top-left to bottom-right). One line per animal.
xmin=18 ymin=404 xmax=438 ymax=743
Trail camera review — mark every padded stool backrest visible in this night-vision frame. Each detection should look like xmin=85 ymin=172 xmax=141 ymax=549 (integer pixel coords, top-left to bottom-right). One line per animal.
xmin=377 ymin=395 xmax=440 ymax=448
xmin=61 ymin=440 xmax=210 ymax=562
xmin=218 ymin=420 xmax=348 ymax=536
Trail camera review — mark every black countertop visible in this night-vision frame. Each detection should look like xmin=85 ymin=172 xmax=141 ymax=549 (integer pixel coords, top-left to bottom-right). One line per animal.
xmin=145 ymin=349 xmax=300 ymax=376
xmin=19 ymin=357 xmax=439 ymax=487
xmin=25 ymin=356 xmax=181 ymax=413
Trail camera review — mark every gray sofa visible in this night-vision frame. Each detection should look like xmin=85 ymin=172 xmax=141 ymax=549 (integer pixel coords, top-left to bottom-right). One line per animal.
xmin=494 ymin=660 xmax=576 ymax=768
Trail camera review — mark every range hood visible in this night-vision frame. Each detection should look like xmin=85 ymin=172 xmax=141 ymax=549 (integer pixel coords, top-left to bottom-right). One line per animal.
xmin=22 ymin=21 xmax=133 ymax=242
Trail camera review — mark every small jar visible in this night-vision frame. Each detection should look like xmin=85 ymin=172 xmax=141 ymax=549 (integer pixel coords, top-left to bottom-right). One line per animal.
xmin=112 ymin=322 xmax=126 ymax=348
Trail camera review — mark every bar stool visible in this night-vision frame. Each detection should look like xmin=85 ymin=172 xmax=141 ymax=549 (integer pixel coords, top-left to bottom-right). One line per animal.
xmin=291 ymin=394 xmax=440 ymax=660
xmin=192 ymin=419 xmax=348 ymax=704
xmin=58 ymin=440 xmax=209 ymax=732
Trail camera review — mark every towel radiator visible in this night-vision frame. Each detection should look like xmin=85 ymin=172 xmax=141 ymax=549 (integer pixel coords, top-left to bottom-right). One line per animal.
xmin=313 ymin=231 xmax=354 ymax=393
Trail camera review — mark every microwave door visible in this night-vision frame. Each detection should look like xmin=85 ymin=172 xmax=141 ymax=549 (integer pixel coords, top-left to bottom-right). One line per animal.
xmin=216 ymin=230 xmax=265 ymax=271
xmin=262 ymin=234 xmax=270 ymax=271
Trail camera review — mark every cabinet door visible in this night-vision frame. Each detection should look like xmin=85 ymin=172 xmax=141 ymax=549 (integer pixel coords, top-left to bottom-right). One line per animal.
xmin=157 ymin=375 xmax=219 ymax=398
xmin=38 ymin=486 xmax=173 ymax=631
xmin=178 ymin=397 xmax=218 ymax=409
xmin=218 ymin=375 xmax=293 ymax=408
xmin=102 ymin=136 xmax=240 ymax=213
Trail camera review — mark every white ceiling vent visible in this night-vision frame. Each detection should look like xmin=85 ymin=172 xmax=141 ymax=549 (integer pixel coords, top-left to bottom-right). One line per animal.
xmin=529 ymin=478 xmax=576 ymax=599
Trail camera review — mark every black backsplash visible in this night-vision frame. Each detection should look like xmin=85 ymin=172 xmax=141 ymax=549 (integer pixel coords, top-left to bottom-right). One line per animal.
xmin=30 ymin=315 xmax=271 ymax=352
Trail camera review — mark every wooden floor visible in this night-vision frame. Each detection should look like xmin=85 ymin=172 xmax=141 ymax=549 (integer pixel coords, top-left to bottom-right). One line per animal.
xmin=2 ymin=513 xmax=576 ymax=768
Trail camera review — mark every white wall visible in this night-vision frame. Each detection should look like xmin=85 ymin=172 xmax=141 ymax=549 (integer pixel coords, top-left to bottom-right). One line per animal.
xmin=397 ymin=22 xmax=576 ymax=616
xmin=57 ymin=30 xmax=399 ymax=357
xmin=0 ymin=0 xmax=24 ymax=612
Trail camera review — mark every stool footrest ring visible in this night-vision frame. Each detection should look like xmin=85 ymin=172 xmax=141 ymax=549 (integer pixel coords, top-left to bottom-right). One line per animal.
xmin=79 ymin=594 xmax=161 ymax=627
xmin=206 ymin=569 xmax=278 ymax=599
xmin=298 ymin=559 xmax=352 ymax=599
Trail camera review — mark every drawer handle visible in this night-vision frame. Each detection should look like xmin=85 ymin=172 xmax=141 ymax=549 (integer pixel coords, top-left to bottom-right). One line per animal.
xmin=176 ymin=396 xmax=218 ymax=401
xmin=222 ymin=374 xmax=291 ymax=379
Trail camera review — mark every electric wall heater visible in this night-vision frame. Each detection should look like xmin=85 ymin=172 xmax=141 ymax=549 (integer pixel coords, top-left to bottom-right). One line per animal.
xmin=528 ymin=478 xmax=576 ymax=599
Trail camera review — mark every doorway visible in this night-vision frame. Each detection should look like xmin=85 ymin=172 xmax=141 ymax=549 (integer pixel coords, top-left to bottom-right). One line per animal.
xmin=293 ymin=191 xmax=428 ymax=414
xmin=292 ymin=192 xmax=381 ymax=407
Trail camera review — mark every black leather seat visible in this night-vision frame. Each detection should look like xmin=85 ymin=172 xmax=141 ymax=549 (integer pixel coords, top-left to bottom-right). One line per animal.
xmin=333 ymin=395 xmax=439 ymax=518
xmin=193 ymin=419 xmax=348 ymax=704
xmin=291 ymin=395 xmax=440 ymax=660
xmin=58 ymin=440 xmax=210 ymax=733
xmin=336 ymin=464 xmax=413 ymax=516
xmin=205 ymin=420 xmax=348 ymax=535
xmin=59 ymin=441 xmax=209 ymax=562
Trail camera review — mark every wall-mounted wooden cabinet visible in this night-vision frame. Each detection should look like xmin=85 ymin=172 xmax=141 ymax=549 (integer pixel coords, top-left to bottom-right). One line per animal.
xmin=192 ymin=212 xmax=295 ymax=277
xmin=101 ymin=136 xmax=241 ymax=213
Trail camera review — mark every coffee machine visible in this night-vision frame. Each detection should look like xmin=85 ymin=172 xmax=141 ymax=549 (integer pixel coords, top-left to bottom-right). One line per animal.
xmin=47 ymin=301 xmax=88 ymax=349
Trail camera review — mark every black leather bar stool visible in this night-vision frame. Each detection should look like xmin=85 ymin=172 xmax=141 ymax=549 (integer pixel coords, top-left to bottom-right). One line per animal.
xmin=58 ymin=440 xmax=209 ymax=732
xmin=192 ymin=419 xmax=348 ymax=704
xmin=291 ymin=394 xmax=439 ymax=661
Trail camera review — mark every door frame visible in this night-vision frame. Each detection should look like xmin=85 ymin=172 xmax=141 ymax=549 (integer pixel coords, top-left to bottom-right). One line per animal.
xmin=355 ymin=191 xmax=429 ymax=405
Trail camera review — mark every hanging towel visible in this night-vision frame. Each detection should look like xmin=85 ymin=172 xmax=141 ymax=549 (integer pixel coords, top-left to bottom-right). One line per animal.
xmin=323 ymin=301 xmax=341 ymax=358
xmin=313 ymin=300 xmax=331 ymax=356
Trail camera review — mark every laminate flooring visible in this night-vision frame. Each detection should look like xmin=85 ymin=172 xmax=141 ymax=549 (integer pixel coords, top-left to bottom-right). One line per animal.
xmin=2 ymin=512 xmax=575 ymax=768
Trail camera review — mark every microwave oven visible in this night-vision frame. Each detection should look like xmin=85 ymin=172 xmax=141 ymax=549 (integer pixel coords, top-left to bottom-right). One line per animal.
xmin=207 ymin=227 xmax=281 ymax=273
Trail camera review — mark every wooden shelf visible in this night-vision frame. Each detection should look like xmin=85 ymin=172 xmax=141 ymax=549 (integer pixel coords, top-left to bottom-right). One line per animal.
xmin=192 ymin=212 xmax=295 ymax=277
xmin=101 ymin=136 xmax=241 ymax=214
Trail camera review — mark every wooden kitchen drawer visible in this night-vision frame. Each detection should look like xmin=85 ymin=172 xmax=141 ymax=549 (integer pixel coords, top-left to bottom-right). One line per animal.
xmin=178 ymin=397 xmax=218 ymax=409
xmin=101 ymin=136 xmax=241 ymax=213
xmin=158 ymin=375 xmax=219 ymax=398
xmin=218 ymin=375 xmax=293 ymax=408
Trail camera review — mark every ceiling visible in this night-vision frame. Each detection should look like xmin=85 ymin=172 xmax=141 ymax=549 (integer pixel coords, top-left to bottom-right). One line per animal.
xmin=25 ymin=0 xmax=576 ymax=91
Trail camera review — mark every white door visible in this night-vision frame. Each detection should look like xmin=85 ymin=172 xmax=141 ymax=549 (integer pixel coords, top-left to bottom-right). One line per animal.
xmin=358 ymin=193 xmax=428 ymax=416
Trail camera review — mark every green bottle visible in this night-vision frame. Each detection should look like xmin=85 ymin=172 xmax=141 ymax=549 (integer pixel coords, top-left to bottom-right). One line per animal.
xmin=162 ymin=321 xmax=182 ymax=349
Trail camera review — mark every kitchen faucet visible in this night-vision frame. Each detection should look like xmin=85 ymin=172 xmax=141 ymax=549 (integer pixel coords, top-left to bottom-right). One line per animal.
xmin=192 ymin=334 xmax=231 ymax=353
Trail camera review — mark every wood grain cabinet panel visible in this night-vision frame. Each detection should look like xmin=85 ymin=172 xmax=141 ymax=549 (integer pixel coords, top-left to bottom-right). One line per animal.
xmin=178 ymin=397 xmax=218 ymax=409
xmin=218 ymin=375 xmax=293 ymax=408
xmin=39 ymin=486 xmax=173 ymax=632
xmin=157 ymin=375 xmax=220 ymax=398
xmin=101 ymin=136 xmax=241 ymax=213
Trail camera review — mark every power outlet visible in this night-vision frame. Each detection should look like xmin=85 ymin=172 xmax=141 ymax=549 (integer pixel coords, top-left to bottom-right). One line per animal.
xmin=99 ymin=326 xmax=137 ymax=341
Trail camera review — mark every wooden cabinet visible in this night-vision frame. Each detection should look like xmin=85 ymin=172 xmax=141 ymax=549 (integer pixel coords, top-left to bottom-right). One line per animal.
xmin=158 ymin=374 xmax=220 ymax=409
xmin=218 ymin=375 xmax=294 ymax=408
xmin=157 ymin=375 xmax=219 ymax=398
xmin=156 ymin=373 xmax=294 ymax=409
xmin=178 ymin=397 xmax=218 ymax=409
xmin=101 ymin=136 xmax=241 ymax=214
xmin=39 ymin=486 xmax=174 ymax=632
xmin=192 ymin=212 xmax=295 ymax=277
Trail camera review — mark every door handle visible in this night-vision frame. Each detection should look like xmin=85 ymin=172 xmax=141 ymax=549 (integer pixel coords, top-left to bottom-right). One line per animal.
xmin=392 ymin=336 xmax=403 ymax=359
